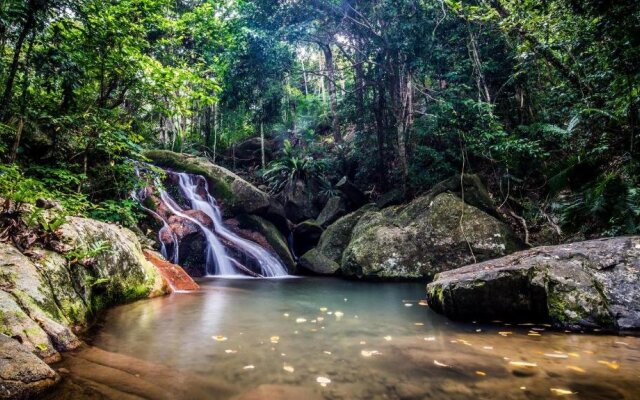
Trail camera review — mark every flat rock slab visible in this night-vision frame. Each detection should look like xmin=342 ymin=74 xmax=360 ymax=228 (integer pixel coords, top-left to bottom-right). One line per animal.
xmin=0 ymin=334 xmax=60 ymax=399
xmin=144 ymin=250 xmax=199 ymax=291
xmin=427 ymin=236 xmax=640 ymax=332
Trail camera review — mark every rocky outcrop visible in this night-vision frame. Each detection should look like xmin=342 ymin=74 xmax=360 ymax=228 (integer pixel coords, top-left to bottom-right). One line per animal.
xmin=298 ymin=206 xmax=374 ymax=275
xmin=315 ymin=196 xmax=346 ymax=227
xmin=0 ymin=334 xmax=59 ymax=400
xmin=291 ymin=220 xmax=323 ymax=256
xmin=143 ymin=250 xmax=199 ymax=291
xmin=145 ymin=150 xmax=273 ymax=217
xmin=341 ymin=193 xmax=520 ymax=279
xmin=426 ymin=236 xmax=640 ymax=332
xmin=235 ymin=215 xmax=296 ymax=274
xmin=283 ymin=179 xmax=319 ymax=223
xmin=0 ymin=217 xmax=168 ymax=364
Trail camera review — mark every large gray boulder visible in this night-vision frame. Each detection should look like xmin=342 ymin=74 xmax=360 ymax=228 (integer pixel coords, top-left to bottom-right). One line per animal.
xmin=298 ymin=206 xmax=375 ymax=275
xmin=0 ymin=217 xmax=167 ymax=365
xmin=341 ymin=193 xmax=520 ymax=279
xmin=426 ymin=236 xmax=640 ymax=332
xmin=0 ymin=334 xmax=59 ymax=399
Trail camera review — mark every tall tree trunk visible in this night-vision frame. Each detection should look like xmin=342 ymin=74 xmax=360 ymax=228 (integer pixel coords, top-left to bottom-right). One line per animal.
xmin=0 ymin=11 xmax=36 ymax=121
xmin=213 ymin=104 xmax=219 ymax=163
xmin=320 ymin=43 xmax=341 ymax=143
xmin=260 ymin=121 xmax=266 ymax=169
xmin=204 ymin=105 xmax=212 ymax=149
xmin=354 ymin=41 xmax=366 ymax=134
xmin=374 ymin=80 xmax=387 ymax=190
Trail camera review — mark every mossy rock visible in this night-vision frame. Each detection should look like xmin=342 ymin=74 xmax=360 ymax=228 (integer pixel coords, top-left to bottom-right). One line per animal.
xmin=298 ymin=249 xmax=340 ymax=275
xmin=297 ymin=205 xmax=375 ymax=275
xmin=426 ymin=236 xmax=640 ymax=332
xmin=341 ymin=193 xmax=521 ymax=279
xmin=237 ymin=214 xmax=296 ymax=273
xmin=144 ymin=150 xmax=270 ymax=216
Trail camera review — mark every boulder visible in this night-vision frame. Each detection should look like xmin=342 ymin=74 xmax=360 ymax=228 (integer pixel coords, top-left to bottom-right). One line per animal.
xmin=235 ymin=215 xmax=296 ymax=274
xmin=426 ymin=236 xmax=640 ymax=332
xmin=315 ymin=196 xmax=346 ymax=227
xmin=298 ymin=206 xmax=374 ymax=275
xmin=226 ymin=137 xmax=275 ymax=168
xmin=335 ymin=176 xmax=367 ymax=208
xmin=0 ymin=334 xmax=60 ymax=399
xmin=143 ymin=250 xmax=199 ymax=292
xmin=292 ymin=220 xmax=323 ymax=257
xmin=341 ymin=193 xmax=520 ymax=279
xmin=59 ymin=217 xmax=167 ymax=313
xmin=145 ymin=150 xmax=271 ymax=217
xmin=283 ymin=179 xmax=319 ymax=223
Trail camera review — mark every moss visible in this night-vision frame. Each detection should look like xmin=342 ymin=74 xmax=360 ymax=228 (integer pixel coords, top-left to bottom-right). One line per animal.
xmin=144 ymin=150 xmax=235 ymax=204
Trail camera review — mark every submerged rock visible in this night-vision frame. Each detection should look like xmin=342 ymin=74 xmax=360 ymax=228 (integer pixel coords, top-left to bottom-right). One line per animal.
xmin=426 ymin=236 xmax=640 ymax=331
xmin=0 ymin=334 xmax=59 ymax=399
xmin=341 ymin=193 xmax=520 ymax=279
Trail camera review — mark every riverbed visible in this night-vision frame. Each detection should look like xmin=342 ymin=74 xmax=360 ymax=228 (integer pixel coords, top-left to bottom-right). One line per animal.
xmin=47 ymin=278 xmax=640 ymax=399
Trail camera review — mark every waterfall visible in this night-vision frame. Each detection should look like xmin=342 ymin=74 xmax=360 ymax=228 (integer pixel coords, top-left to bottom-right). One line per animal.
xmin=134 ymin=166 xmax=288 ymax=278
xmin=173 ymin=172 xmax=288 ymax=277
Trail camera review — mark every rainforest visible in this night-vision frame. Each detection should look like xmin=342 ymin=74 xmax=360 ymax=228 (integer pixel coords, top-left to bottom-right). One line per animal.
xmin=0 ymin=0 xmax=639 ymax=399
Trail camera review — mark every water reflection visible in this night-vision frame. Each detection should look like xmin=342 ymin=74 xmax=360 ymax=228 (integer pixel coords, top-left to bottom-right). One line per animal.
xmin=54 ymin=278 xmax=640 ymax=400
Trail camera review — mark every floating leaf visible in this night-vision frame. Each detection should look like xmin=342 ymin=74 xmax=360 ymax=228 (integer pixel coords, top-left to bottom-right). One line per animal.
xmin=283 ymin=365 xmax=294 ymax=373
xmin=296 ymin=318 xmax=307 ymax=323
xmin=323 ymin=351 xmax=332 ymax=355
xmin=283 ymin=313 xmax=289 ymax=317
xmin=404 ymin=303 xmax=413 ymax=307
xmin=550 ymin=388 xmax=575 ymax=396
xmin=434 ymin=360 xmax=449 ymax=367
xmin=316 ymin=376 xmax=331 ymax=387
xmin=212 ymin=336 xmax=228 ymax=342
xmin=270 ymin=336 xmax=280 ymax=344
xmin=320 ymin=307 xmax=328 ymax=312
xmin=424 ymin=337 xmax=436 ymax=341
xmin=384 ymin=336 xmax=392 ymax=341
xmin=243 ymin=365 xmax=255 ymax=370
xmin=498 ymin=331 xmax=513 ymax=337
xmin=361 ymin=350 xmax=381 ymax=357
xmin=224 ymin=349 xmax=237 ymax=354
xmin=597 ymin=360 xmax=620 ymax=370
xmin=566 ymin=366 xmax=586 ymax=373
xmin=414 ymin=322 xmax=424 ymax=326
xmin=418 ymin=300 xmax=429 ymax=306
xmin=509 ymin=361 xmax=538 ymax=368
xmin=483 ymin=346 xmax=493 ymax=350
xmin=544 ymin=353 xmax=568 ymax=359
xmin=334 ymin=311 xmax=344 ymax=319
xmin=475 ymin=371 xmax=486 ymax=376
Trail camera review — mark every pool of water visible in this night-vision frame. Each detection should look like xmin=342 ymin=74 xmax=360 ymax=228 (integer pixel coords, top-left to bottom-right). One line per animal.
xmin=49 ymin=278 xmax=640 ymax=400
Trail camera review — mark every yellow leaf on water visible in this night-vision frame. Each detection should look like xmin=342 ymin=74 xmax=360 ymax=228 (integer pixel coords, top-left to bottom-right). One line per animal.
xmin=295 ymin=318 xmax=307 ymax=323
xmin=334 ymin=311 xmax=344 ymax=319
xmin=320 ymin=307 xmax=327 ymax=312
xmin=316 ymin=376 xmax=331 ymax=387
xmin=361 ymin=350 xmax=381 ymax=357
xmin=509 ymin=361 xmax=538 ymax=368
xmin=323 ymin=351 xmax=332 ymax=355
xmin=434 ymin=360 xmax=449 ymax=368
xmin=283 ymin=365 xmax=294 ymax=373
xmin=283 ymin=313 xmax=289 ymax=317
xmin=566 ymin=366 xmax=586 ymax=373
xmin=359 ymin=341 xmax=366 ymax=345
xmin=498 ymin=331 xmax=513 ymax=337
xmin=418 ymin=300 xmax=429 ymax=306
xmin=544 ymin=353 xmax=568 ymax=359
xmin=212 ymin=336 xmax=228 ymax=342
xmin=414 ymin=323 xmax=424 ymax=326
xmin=270 ymin=336 xmax=280 ymax=344
xmin=475 ymin=371 xmax=486 ymax=376
xmin=597 ymin=360 xmax=620 ymax=370
xmin=384 ymin=336 xmax=393 ymax=341
xmin=550 ymin=388 xmax=575 ymax=396
xmin=243 ymin=365 xmax=255 ymax=370
xmin=424 ymin=337 xmax=436 ymax=341
xmin=224 ymin=349 xmax=237 ymax=354
xmin=404 ymin=303 xmax=413 ymax=307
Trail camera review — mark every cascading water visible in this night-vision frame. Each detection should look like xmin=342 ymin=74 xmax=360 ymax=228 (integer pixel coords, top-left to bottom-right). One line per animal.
xmin=134 ymin=166 xmax=288 ymax=278
xmin=174 ymin=172 xmax=288 ymax=277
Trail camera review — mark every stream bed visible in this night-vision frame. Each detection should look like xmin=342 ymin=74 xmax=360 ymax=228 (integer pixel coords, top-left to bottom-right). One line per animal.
xmin=48 ymin=278 xmax=640 ymax=400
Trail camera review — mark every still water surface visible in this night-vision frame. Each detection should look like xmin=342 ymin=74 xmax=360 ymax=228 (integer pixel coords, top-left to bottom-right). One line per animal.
xmin=50 ymin=278 xmax=640 ymax=399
